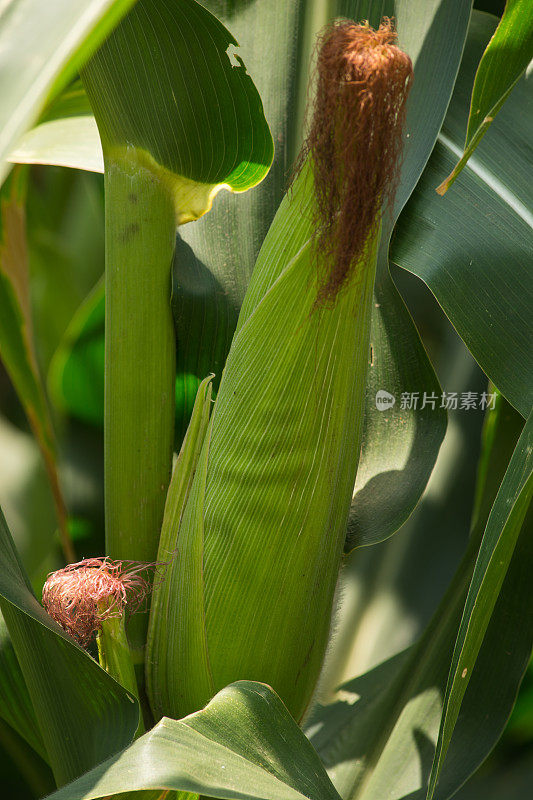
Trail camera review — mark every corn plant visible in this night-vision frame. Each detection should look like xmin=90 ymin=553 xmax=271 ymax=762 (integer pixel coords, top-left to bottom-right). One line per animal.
xmin=0 ymin=1 xmax=532 ymax=800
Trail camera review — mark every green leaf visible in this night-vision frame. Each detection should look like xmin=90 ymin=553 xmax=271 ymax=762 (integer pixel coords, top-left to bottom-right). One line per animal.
xmin=347 ymin=0 xmax=474 ymax=547
xmin=306 ymin=400 xmax=533 ymax=799
xmin=81 ymin=0 xmax=273 ymax=221
xmin=323 ymin=337 xmax=492 ymax=692
xmin=0 ymin=169 xmax=74 ymax=562
xmin=10 ymin=116 xmax=103 ymax=175
xmin=25 ymin=164 xmax=105 ymax=373
xmin=0 ymin=613 xmax=45 ymax=760
xmin=392 ymin=12 xmax=533 ymax=417
xmin=437 ymin=0 xmax=533 ymax=193
xmin=45 ymin=681 xmax=341 ymax=800
xmin=0 ymin=0 xmax=136 ymax=186
xmin=147 ymin=375 xmax=213 ymax=717
xmin=0 ymin=507 xmax=139 ymax=785
xmin=346 ymin=253 xmax=446 ymax=548
xmin=8 ymin=79 xmax=102 ymax=174
xmin=48 ymin=279 xmax=105 ymax=427
xmin=428 ymin=408 xmax=533 ymax=797
xmin=308 ymin=516 xmax=533 ymax=800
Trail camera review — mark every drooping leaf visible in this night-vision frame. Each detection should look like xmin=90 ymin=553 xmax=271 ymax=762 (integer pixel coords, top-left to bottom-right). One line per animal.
xmin=45 ymin=682 xmax=342 ymax=800
xmin=437 ymin=0 xmax=533 ymax=193
xmin=0 ymin=507 xmax=138 ymax=785
xmin=8 ymin=79 xmax=102 ymax=174
xmin=346 ymin=252 xmax=446 ymax=548
xmin=81 ymin=0 xmax=273 ymax=220
xmin=346 ymin=0 xmax=474 ymax=547
xmin=323 ymin=334 xmax=491 ymax=691
xmin=10 ymin=117 xmax=103 ymax=175
xmin=0 ymin=0 xmax=136 ymax=185
xmin=392 ymin=12 xmax=533 ymax=417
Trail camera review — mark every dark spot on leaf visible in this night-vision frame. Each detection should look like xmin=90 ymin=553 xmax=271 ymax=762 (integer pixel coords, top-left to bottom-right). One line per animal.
xmin=120 ymin=222 xmax=140 ymax=243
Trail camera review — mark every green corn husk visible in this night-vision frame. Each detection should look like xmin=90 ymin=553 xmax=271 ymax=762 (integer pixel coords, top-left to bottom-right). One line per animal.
xmin=146 ymin=162 xmax=379 ymax=721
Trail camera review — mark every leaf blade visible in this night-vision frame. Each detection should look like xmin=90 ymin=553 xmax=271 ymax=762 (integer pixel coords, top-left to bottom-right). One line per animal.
xmin=0 ymin=0 xmax=136 ymax=185
xmin=0 ymin=170 xmax=74 ymax=561
xmin=44 ymin=682 xmax=342 ymax=800
xmin=392 ymin=12 xmax=533 ymax=417
xmin=437 ymin=0 xmax=533 ymax=193
xmin=427 ymin=408 xmax=533 ymax=797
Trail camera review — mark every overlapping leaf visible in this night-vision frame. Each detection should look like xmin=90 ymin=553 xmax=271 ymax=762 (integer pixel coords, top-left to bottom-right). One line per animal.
xmin=0 ymin=613 xmax=44 ymax=760
xmin=81 ymin=0 xmax=273 ymax=216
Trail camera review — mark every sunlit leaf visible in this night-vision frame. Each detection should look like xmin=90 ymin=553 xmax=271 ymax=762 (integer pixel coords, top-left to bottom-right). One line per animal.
xmin=81 ymin=0 xmax=273 ymax=220
xmin=45 ymin=682 xmax=341 ymax=800
xmin=0 ymin=0 xmax=136 ymax=185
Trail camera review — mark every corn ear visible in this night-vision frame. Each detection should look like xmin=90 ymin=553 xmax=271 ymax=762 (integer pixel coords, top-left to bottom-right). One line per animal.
xmin=147 ymin=164 xmax=379 ymax=721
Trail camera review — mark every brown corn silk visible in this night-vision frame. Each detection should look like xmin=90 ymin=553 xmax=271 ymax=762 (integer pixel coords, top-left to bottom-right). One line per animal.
xmin=296 ymin=18 xmax=413 ymax=305
xmin=42 ymin=558 xmax=155 ymax=648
